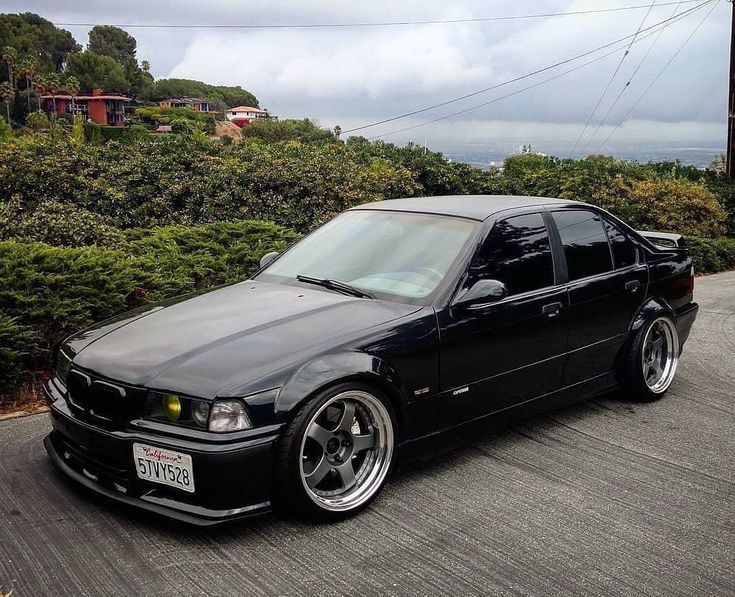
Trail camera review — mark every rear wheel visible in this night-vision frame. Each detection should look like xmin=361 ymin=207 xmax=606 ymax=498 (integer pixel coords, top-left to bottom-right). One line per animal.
xmin=274 ymin=383 xmax=396 ymax=521
xmin=619 ymin=314 xmax=679 ymax=402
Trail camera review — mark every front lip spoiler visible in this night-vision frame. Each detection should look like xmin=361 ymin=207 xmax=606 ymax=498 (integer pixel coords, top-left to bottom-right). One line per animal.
xmin=44 ymin=435 xmax=271 ymax=527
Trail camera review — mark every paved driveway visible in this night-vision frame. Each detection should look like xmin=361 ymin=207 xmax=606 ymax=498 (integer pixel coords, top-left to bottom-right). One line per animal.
xmin=1 ymin=272 xmax=733 ymax=596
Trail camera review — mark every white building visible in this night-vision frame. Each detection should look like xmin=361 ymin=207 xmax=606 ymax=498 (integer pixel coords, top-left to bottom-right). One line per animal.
xmin=225 ymin=106 xmax=272 ymax=127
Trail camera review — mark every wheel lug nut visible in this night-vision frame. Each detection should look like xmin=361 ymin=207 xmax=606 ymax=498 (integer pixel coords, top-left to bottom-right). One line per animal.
xmin=342 ymin=440 xmax=350 ymax=447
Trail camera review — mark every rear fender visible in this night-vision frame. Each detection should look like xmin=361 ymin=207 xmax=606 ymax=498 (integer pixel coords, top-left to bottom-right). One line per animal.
xmin=614 ymin=297 xmax=675 ymax=372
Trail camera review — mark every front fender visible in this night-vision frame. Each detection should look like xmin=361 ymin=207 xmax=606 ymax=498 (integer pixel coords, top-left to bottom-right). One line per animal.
xmin=274 ymin=351 xmax=409 ymax=426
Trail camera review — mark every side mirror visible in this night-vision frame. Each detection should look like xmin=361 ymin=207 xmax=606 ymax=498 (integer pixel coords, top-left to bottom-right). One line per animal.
xmin=259 ymin=251 xmax=279 ymax=269
xmin=455 ymin=279 xmax=508 ymax=308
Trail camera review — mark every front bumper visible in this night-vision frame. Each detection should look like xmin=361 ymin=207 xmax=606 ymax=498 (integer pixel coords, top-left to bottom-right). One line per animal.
xmin=44 ymin=380 xmax=280 ymax=526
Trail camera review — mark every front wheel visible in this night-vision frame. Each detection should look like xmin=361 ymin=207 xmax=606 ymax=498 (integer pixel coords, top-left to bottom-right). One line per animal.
xmin=619 ymin=314 xmax=680 ymax=402
xmin=274 ymin=384 xmax=396 ymax=521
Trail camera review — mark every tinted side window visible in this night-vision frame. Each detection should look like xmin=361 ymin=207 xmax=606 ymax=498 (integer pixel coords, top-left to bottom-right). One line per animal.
xmin=603 ymin=219 xmax=637 ymax=269
xmin=470 ymin=213 xmax=554 ymax=295
xmin=552 ymin=210 xmax=613 ymax=281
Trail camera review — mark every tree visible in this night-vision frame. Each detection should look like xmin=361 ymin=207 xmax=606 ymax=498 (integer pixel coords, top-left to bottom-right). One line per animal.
xmin=0 ymin=81 xmax=12 ymax=123
xmin=64 ymin=75 xmax=80 ymax=116
xmin=141 ymin=60 xmax=150 ymax=73
xmin=46 ymin=72 xmax=60 ymax=114
xmin=16 ymin=56 xmax=38 ymax=110
xmin=31 ymin=74 xmax=47 ymax=111
xmin=88 ymin=25 xmax=137 ymax=64
xmin=0 ymin=14 xmax=80 ymax=73
xmin=2 ymin=47 xmax=17 ymax=89
xmin=65 ymin=51 xmax=129 ymax=93
xmin=151 ymin=78 xmax=259 ymax=107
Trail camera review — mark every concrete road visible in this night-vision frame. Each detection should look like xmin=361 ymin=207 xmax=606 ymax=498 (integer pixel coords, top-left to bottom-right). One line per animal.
xmin=1 ymin=272 xmax=733 ymax=597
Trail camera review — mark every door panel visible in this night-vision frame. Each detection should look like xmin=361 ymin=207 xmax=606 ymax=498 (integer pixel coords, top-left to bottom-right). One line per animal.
xmin=438 ymin=288 xmax=568 ymax=425
xmin=550 ymin=209 xmax=648 ymax=386
xmin=437 ymin=212 xmax=568 ymax=427
xmin=562 ymin=266 xmax=647 ymax=385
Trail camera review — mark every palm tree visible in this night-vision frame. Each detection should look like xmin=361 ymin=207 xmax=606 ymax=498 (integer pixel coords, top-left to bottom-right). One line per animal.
xmin=2 ymin=47 xmax=17 ymax=89
xmin=17 ymin=57 xmax=38 ymax=110
xmin=65 ymin=75 xmax=80 ymax=117
xmin=32 ymin=74 xmax=48 ymax=115
xmin=46 ymin=72 xmax=61 ymax=116
xmin=0 ymin=81 xmax=13 ymax=123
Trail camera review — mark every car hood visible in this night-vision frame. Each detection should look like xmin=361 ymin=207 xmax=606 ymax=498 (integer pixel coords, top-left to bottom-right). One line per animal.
xmin=68 ymin=280 xmax=420 ymax=398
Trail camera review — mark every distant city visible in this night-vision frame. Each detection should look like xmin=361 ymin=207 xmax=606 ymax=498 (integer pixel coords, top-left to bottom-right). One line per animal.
xmin=442 ymin=144 xmax=724 ymax=170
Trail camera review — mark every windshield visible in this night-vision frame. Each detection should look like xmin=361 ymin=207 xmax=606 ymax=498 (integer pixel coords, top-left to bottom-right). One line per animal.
xmin=258 ymin=210 xmax=478 ymax=301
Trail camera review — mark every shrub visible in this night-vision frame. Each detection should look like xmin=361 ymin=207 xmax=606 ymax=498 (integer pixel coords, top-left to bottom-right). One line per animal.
xmin=0 ymin=219 xmax=299 ymax=395
xmin=26 ymin=110 xmax=49 ymax=131
xmin=0 ymin=313 xmax=37 ymax=399
xmin=241 ymin=118 xmax=335 ymax=143
xmin=1 ymin=201 xmax=127 ymax=247
xmin=684 ymin=236 xmax=735 ymax=274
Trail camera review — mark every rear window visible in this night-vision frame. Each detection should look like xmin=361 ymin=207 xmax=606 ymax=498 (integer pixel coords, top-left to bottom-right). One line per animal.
xmin=470 ymin=213 xmax=554 ymax=296
xmin=551 ymin=210 xmax=613 ymax=281
xmin=603 ymin=218 xmax=638 ymax=269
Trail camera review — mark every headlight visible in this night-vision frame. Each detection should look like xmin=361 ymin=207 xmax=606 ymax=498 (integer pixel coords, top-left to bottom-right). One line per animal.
xmin=209 ymin=400 xmax=252 ymax=433
xmin=144 ymin=392 xmax=253 ymax=432
xmin=145 ymin=392 xmax=210 ymax=429
xmin=55 ymin=350 xmax=72 ymax=386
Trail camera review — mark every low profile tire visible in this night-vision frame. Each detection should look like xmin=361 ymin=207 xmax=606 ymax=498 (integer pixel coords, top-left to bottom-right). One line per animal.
xmin=619 ymin=314 xmax=680 ymax=402
xmin=273 ymin=383 xmax=397 ymax=521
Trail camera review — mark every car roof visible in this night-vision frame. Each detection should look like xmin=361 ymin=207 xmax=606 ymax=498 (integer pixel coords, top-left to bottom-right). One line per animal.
xmin=350 ymin=195 xmax=582 ymax=221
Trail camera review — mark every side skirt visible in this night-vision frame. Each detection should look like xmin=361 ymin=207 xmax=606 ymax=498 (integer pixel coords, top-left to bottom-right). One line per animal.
xmin=397 ymin=372 xmax=618 ymax=464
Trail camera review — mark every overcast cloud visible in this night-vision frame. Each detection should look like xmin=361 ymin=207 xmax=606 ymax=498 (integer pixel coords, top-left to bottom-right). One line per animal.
xmin=10 ymin=0 xmax=729 ymax=156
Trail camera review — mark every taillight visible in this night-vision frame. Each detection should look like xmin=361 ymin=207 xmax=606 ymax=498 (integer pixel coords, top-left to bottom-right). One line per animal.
xmin=689 ymin=265 xmax=695 ymax=293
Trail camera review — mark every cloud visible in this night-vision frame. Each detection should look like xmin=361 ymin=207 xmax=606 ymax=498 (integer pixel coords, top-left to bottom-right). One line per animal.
xmin=4 ymin=0 xmax=729 ymax=152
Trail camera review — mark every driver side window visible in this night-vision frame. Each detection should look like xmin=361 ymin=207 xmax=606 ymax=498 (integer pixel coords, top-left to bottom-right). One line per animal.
xmin=469 ymin=213 xmax=554 ymax=296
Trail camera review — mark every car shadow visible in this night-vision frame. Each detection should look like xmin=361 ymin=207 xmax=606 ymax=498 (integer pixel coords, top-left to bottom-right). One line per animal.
xmin=45 ymin=388 xmax=639 ymax=543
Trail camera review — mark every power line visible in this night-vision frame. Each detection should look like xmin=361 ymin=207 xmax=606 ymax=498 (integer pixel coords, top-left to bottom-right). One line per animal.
xmin=578 ymin=1 xmax=685 ymax=156
xmin=367 ymin=3 xmax=706 ymax=141
xmin=567 ymin=0 xmax=658 ymax=157
xmin=343 ymin=0 xmax=711 ymax=135
xmin=597 ymin=0 xmax=720 ymax=151
xmin=53 ymin=1 xmax=703 ymax=29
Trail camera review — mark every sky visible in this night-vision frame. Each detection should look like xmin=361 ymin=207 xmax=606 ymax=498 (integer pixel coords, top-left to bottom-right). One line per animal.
xmin=11 ymin=0 xmax=731 ymax=160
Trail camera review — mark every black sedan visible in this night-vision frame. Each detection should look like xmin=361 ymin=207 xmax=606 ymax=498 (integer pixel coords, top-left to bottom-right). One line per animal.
xmin=44 ymin=195 xmax=699 ymax=524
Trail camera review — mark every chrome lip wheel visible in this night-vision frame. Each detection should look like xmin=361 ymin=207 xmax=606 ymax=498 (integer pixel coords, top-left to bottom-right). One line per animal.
xmin=299 ymin=390 xmax=394 ymax=512
xmin=641 ymin=317 xmax=679 ymax=394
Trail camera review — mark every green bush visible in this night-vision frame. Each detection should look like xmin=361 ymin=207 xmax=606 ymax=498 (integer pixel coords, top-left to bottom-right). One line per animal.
xmin=684 ymin=236 xmax=735 ymax=274
xmin=0 ymin=200 xmax=127 ymax=247
xmin=0 ymin=313 xmax=37 ymax=399
xmin=0 ymin=219 xmax=299 ymax=395
xmin=502 ymin=154 xmax=727 ymax=237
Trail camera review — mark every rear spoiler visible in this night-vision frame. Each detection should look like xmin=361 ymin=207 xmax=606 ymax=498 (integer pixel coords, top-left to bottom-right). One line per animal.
xmin=637 ymin=231 xmax=686 ymax=250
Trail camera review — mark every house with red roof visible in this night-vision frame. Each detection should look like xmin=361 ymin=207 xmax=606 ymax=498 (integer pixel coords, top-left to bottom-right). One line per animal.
xmin=225 ymin=106 xmax=272 ymax=127
xmin=39 ymin=88 xmax=131 ymax=126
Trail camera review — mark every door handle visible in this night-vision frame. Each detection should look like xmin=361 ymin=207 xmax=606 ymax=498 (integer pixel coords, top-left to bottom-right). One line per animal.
xmin=625 ymin=280 xmax=641 ymax=293
xmin=542 ymin=302 xmax=563 ymax=317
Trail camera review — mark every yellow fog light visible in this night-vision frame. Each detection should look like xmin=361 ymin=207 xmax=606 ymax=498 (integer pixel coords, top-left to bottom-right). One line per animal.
xmin=162 ymin=394 xmax=182 ymax=421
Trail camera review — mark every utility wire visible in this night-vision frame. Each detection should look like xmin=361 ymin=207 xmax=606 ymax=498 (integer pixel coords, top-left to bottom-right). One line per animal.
xmin=567 ymin=0 xmax=658 ymax=157
xmin=597 ymin=0 xmax=720 ymax=151
xmin=366 ymin=4 xmax=705 ymax=141
xmin=343 ymin=0 xmax=711 ymax=135
xmin=578 ymin=0 xmax=684 ymax=154
xmin=53 ymin=1 xmax=703 ymax=29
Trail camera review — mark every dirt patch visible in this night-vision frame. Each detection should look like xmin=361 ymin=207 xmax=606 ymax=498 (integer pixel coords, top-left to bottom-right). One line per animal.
xmin=0 ymin=371 xmax=50 ymax=420
xmin=213 ymin=120 xmax=242 ymax=140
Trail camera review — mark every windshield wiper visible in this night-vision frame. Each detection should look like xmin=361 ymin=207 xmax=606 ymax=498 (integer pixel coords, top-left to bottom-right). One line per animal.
xmin=296 ymin=275 xmax=375 ymax=299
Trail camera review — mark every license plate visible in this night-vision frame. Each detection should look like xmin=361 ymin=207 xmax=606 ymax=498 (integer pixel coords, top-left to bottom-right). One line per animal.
xmin=132 ymin=443 xmax=195 ymax=493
